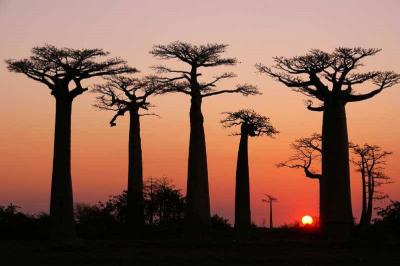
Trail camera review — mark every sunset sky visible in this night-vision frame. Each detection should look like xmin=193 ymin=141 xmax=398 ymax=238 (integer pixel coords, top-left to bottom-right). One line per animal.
xmin=0 ymin=0 xmax=399 ymax=226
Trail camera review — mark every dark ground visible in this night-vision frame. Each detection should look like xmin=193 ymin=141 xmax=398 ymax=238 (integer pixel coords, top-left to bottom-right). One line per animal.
xmin=1 ymin=233 xmax=399 ymax=266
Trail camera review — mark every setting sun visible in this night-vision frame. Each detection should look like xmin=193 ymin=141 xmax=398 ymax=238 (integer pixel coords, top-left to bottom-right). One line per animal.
xmin=301 ymin=215 xmax=313 ymax=225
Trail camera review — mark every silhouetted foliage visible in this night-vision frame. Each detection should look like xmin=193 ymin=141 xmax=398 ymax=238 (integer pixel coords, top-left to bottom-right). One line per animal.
xmin=74 ymin=177 xmax=185 ymax=239
xmin=350 ymin=144 xmax=393 ymax=226
xmin=258 ymin=47 xmax=400 ymax=236
xmin=221 ymin=109 xmax=278 ymax=137
xmin=0 ymin=204 xmax=49 ymax=239
xmin=210 ymin=214 xmax=232 ymax=230
xmin=6 ymin=44 xmax=135 ymax=240
xmin=150 ymin=41 xmax=259 ymax=234
xmin=374 ymin=201 xmax=400 ymax=234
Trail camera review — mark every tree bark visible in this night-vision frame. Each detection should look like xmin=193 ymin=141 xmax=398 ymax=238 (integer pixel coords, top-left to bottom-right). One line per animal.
xmin=49 ymin=96 xmax=75 ymax=239
xmin=234 ymin=131 xmax=251 ymax=231
xmin=321 ymin=100 xmax=353 ymax=237
xmin=184 ymin=94 xmax=211 ymax=235
xmin=127 ymin=108 xmax=144 ymax=230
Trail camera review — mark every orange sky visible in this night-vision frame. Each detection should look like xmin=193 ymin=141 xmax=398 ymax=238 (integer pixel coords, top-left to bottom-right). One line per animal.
xmin=0 ymin=0 xmax=400 ymax=226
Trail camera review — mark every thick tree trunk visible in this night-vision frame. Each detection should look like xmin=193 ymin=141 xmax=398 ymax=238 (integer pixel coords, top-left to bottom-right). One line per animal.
xmin=127 ymin=108 xmax=144 ymax=230
xmin=234 ymin=131 xmax=251 ymax=231
xmin=184 ymin=95 xmax=211 ymax=235
xmin=321 ymin=100 xmax=353 ymax=238
xmin=49 ymin=96 xmax=75 ymax=240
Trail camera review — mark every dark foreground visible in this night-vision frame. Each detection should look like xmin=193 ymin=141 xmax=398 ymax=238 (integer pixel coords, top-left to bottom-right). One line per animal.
xmin=2 ymin=235 xmax=399 ymax=266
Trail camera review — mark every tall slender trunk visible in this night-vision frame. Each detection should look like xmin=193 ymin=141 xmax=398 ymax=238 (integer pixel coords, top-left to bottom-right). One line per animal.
xmin=321 ymin=100 xmax=353 ymax=237
xmin=184 ymin=94 xmax=211 ymax=234
xmin=269 ymin=201 xmax=273 ymax=229
xmin=234 ymin=131 xmax=251 ymax=231
xmin=365 ymin=172 xmax=374 ymax=225
xmin=49 ymin=96 xmax=75 ymax=239
xmin=127 ymin=107 xmax=144 ymax=229
xmin=359 ymin=162 xmax=368 ymax=226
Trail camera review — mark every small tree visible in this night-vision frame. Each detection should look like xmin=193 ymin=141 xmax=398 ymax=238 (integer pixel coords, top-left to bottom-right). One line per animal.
xmin=278 ymin=134 xmax=323 ymax=221
xmin=150 ymin=42 xmax=259 ymax=234
xmin=92 ymin=75 xmax=163 ymax=232
xmin=221 ymin=109 xmax=278 ymax=231
xmin=350 ymin=144 xmax=392 ymax=226
xmin=262 ymin=194 xmax=277 ymax=229
xmin=257 ymin=48 xmax=400 ymax=236
xmin=6 ymin=45 xmax=135 ymax=239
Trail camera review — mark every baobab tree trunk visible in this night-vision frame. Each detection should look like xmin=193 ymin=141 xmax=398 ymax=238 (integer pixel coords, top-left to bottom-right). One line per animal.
xmin=321 ymin=100 xmax=353 ymax=238
xmin=234 ymin=130 xmax=251 ymax=231
xmin=184 ymin=94 xmax=211 ymax=235
xmin=49 ymin=96 xmax=75 ymax=240
xmin=127 ymin=107 xmax=144 ymax=230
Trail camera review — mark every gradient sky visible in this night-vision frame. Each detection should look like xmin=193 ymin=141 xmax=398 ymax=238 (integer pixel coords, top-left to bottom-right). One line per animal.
xmin=1 ymin=0 xmax=400 ymax=226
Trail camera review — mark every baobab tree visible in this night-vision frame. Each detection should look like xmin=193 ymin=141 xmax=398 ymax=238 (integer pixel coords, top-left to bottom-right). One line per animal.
xmin=257 ymin=48 xmax=400 ymax=236
xmin=150 ymin=42 xmax=259 ymax=233
xmin=92 ymin=75 xmax=163 ymax=231
xmin=221 ymin=109 xmax=278 ymax=232
xmin=6 ymin=45 xmax=135 ymax=239
xmin=262 ymin=194 xmax=277 ymax=229
xmin=350 ymin=143 xmax=392 ymax=227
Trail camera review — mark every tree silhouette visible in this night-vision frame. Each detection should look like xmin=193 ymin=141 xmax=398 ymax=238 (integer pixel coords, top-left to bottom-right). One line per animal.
xmin=262 ymin=194 xmax=277 ymax=229
xmin=143 ymin=177 xmax=185 ymax=225
xmin=257 ymin=48 xmax=400 ymax=236
xmin=92 ymin=75 xmax=163 ymax=232
xmin=6 ymin=45 xmax=135 ymax=239
xmin=150 ymin=41 xmax=259 ymax=234
xmin=221 ymin=109 xmax=278 ymax=232
xmin=350 ymin=144 xmax=392 ymax=226
xmin=277 ymin=134 xmax=323 ymax=221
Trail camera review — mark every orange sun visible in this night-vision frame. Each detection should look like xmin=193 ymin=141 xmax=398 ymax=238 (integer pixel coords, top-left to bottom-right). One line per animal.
xmin=301 ymin=215 xmax=313 ymax=225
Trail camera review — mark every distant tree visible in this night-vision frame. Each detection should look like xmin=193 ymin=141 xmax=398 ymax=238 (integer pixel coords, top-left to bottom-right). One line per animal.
xmin=262 ymin=194 xmax=278 ymax=229
xmin=375 ymin=200 xmax=400 ymax=233
xmin=150 ymin=42 xmax=259 ymax=234
xmin=277 ymin=134 xmax=323 ymax=220
xmin=6 ymin=45 xmax=135 ymax=239
xmin=257 ymin=48 xmax=400 ymax=236
xmin=144 ymin=177 xmax=185 ymax=225
xmin=0 ymin=204 xmax=49 ymax=239
xmin=92 ymin=75 xmax=164 ymax=231
xmin=278 ymin=133 xmax=322 ymax=180
xmin=350 ymin=144 xmax=392 ymax=226
xmin=210 ymin=214 xmax=232 ymax=231
xmin=221 ymin=109 xmax=278 ymax=232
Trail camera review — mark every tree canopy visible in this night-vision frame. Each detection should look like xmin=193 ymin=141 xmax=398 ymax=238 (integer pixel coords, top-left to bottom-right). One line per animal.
xmin=6 ymin=44 xmax=136 ymax=99
xmin=92 ymin=75 xmax=164 ymax=126
xmin=221 ymin=109 xmax=279 ymax=137
xmin=150 ymin=41 xmax=259 ymax=97
xmin=256 ymin=47 xmax=400 ymax=111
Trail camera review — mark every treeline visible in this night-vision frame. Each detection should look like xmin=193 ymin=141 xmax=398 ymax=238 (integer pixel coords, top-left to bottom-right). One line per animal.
xmin=0 ymin=177 xmax=231 ymax=239
xmin=5 ymin=42 xmax=400 ymax=241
